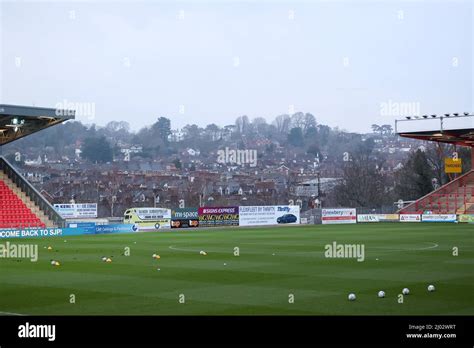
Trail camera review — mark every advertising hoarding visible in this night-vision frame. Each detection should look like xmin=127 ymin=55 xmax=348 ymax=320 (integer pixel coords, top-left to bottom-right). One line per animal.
xmin=54 ymin=203 xmax=98 ymax=218
xmin=322 ymin=208 xmax=356 ymax=224
xmin=0 ymin=227 xmax=90 ymax=239
xmin=239 ymin=205 xmax=300 ymax=226
xmin=421 ymin=214 xmax=457 ymax=222
xmin=458 ymin=214 xmax=474 ymax=223
xmin=357 ymin=214 xmax=399 ymax=223
xmin=171 ymin=208 xmax=199 ymax=228
xmin=198 ymin=206 xmax=239 ymax=227
xmin=399 ymin=214 xmax=421 ymax=222
xmin=95 ymin=224 xmax=137 ymax=234
xmin=66 ymin=222 xmax=97 ymax=234
xmin=357 ymin=214 xmax=379 ymax=222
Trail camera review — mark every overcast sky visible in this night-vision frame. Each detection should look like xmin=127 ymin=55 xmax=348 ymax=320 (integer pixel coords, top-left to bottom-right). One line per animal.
xmin=0 ymin=0 xmax=472 ymax=133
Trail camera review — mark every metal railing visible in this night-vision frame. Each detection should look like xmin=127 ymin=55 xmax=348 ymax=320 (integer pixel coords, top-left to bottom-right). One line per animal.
xmin=0 ymin=156 xmax=64 ymax=227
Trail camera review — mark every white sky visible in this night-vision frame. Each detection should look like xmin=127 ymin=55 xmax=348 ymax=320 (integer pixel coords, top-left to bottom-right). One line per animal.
xmin=0 ymin=0 xmax=472 ymax=132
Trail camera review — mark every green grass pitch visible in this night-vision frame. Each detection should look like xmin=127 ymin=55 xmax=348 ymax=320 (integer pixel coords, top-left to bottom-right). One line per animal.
xmin=0 ymin=223 xmax=473 ymax=315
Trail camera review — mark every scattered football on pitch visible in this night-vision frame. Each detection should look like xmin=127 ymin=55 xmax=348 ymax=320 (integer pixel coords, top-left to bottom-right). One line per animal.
xmin=200 ymin=250 xmax=207 ymax=256
xmin=402 ymin=288 xmax=410 ymax=295
xmin=428 ymin=285 xmax=435 ymax=292
xmin=378 ymin=291 xmax=385 ymax=298
xmin=2 ymin=223 xmax=471 ymax=315
xmin=348 ymin=293 xmax=356 ymax=301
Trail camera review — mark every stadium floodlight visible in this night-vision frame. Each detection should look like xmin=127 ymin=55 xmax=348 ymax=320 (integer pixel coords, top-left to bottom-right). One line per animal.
xmin=444 ymin=113 xmax=450 ymax=117
xmin=422 ymin=115 xmax=428 ymax=119
xmin=405 ymin=116 xmax=411 ymax=120
xmin=431 ymin=114 xmax=437 ymax=118
xmin=463 ymin=112 xmax=469 ymax=116
xmin=453 ymin=113 xmax=459 ymax=116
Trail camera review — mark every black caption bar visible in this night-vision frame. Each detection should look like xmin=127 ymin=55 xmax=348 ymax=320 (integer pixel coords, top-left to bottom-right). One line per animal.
xmin=0 ymin=316 xmax=472 ymax=346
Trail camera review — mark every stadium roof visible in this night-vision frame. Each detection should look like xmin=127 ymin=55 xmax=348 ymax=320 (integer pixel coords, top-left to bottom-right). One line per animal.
xmin=395 ymin=114 xmax=474 ymax=147
xmin=0 ymin=104 xmax=75 ymax=146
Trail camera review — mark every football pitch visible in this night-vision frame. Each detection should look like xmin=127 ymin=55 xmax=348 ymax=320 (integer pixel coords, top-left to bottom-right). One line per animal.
xmin=0 ymin=223 xmax=473 ymax=315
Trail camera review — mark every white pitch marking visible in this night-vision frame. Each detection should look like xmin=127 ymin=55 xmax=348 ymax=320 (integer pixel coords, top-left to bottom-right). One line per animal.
xmin=169 ymin=245 xmax=202 ymax=252
xmin=416 ymin=242 xmax=439 ymax=251
xmin=0 ymin=311 xmax=25 ymax=316
xmin=372 ymin=242 xmax=439 ymax=252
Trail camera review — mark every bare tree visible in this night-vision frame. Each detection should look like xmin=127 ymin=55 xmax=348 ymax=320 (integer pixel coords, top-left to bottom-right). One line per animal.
xmin=273 ymin=114 xmax=291 ymax=134
xmin=235 ymin=115 xmax=250 ymax=134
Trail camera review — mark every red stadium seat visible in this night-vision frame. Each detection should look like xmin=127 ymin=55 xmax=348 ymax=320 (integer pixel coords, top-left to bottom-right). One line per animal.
xmin=0 ymin=179 xmax=46 ymax=229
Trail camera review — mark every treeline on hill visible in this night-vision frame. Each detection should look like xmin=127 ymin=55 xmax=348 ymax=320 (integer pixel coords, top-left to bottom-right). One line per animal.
xmin=3 ymin=112 xmax=472 ymax=208
xmin=4 ymin=113 xmax=389 ymax=164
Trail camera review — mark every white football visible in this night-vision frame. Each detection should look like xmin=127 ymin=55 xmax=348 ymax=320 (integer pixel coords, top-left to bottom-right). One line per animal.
xmin=378 ymin=290 xmax=385 ymax=298
xmin=402 ymin=288 xmax=410 ymax=295
xmin=428 ymin=285 xmax=435 ymax=292
xmin=348 ymin=293 xmax=356 ymax=301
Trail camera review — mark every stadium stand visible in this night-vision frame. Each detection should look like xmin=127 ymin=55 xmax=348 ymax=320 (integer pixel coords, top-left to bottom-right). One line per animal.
xmin=0 ymin=157 xmax=63 ymax=228
xmin=0 ymin=176 xmax=46 ymax=228
xmin=0 ymin=104 xmax=75 ymax=229
xmin=396 ymin=113 xmax=474 ymax=215
xmin=399 ymin=170 xmax=474 ymax=214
